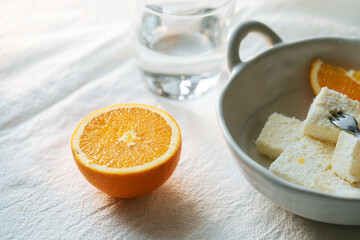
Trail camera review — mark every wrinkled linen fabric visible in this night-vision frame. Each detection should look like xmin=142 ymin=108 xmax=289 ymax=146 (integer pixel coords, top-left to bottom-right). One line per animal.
xmin=1 ymin=0 xmax=360 ymax=239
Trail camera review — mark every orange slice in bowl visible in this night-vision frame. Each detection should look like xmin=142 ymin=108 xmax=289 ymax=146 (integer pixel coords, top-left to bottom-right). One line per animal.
xmin=310 ymin=59 xmax=360 ymax=101
xmin=71 ymin=103 xmax=182 ymax=198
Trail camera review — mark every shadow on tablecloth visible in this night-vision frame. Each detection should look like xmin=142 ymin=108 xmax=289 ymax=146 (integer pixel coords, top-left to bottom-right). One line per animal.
xmin=106 ymin=179 xmax=205 ymax=239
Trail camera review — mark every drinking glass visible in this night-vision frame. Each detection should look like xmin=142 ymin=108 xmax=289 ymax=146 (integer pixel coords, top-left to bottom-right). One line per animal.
xmin=131 ymin=0 xmax=235 ymax=100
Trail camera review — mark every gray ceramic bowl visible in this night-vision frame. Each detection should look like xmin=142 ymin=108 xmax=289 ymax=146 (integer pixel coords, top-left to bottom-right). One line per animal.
xmin=217 ymin=21 xmax=360 ymax=225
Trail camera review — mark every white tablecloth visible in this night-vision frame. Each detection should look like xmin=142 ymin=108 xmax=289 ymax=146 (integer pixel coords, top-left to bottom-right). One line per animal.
xmin=2 ymin=0 xmax=360 ymax=239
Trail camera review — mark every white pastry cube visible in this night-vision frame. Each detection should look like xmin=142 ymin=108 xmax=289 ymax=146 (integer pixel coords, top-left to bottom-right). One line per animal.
xmin=255 ymin=113 xmax=302 ymax=160
xmin=332 ymin=131 xmax=360 ymax=183
xmin=311 ymin=171 xmax=360 ymax=197
xmin=269 ymin=136 xmax=334 ymax=187
xmin=303 ymin=87 xmax=360 ymax=144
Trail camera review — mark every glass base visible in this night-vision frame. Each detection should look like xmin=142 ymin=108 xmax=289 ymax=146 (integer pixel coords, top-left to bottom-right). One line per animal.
xmin=141 ymin=70 xmax=220 ymax=100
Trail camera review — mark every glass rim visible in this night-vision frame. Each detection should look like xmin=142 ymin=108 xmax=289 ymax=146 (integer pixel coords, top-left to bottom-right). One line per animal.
xmin=135 ymin=0 xmax=235 ymax=18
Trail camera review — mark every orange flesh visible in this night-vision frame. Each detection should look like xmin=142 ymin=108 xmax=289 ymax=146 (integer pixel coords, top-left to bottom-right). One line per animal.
xmin=79 ymin=108 xmax=172 ymax=168
xmin=317 ymin=61 xmax=360 ymax=101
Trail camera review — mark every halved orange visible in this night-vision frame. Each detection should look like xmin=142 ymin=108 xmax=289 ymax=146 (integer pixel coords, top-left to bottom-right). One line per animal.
xmin=310 ymin=59 xmax=360 ymax=101
xmin=71 ymin=103 xmax=182 ymax=198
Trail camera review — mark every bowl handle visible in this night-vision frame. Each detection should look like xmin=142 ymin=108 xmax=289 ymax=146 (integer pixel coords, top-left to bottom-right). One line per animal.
xmin=227 ymin=21 xmax=282 ymax=73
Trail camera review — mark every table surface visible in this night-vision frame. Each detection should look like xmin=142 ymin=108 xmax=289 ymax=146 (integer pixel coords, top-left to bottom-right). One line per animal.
xmin=2 ymin=0 xmax=360 ymax=239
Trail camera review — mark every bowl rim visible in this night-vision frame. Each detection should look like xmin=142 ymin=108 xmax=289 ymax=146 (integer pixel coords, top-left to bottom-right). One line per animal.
xmin=218 ymin=35 xmax=360 ymax=202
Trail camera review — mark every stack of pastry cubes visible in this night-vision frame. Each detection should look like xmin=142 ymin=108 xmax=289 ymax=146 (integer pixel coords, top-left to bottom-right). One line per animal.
xmin=256 ymin=87 xmax=360 ymax=197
